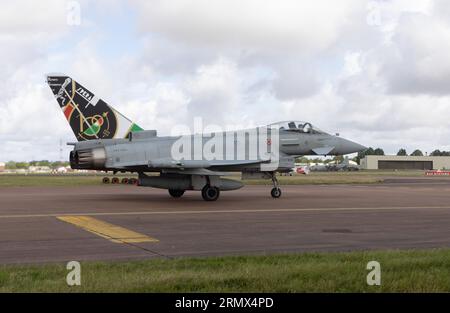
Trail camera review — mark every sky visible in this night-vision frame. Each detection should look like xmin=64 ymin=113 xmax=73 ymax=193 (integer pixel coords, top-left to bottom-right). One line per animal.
xmin=1 ymin=0 xmax=450 ymax=161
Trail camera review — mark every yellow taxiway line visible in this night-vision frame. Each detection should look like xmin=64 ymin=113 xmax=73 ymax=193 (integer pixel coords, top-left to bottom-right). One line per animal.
xmin=57 ymin=215 xmax=159 ymax=244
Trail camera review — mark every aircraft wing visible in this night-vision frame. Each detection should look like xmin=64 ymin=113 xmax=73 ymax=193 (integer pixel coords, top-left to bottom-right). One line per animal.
xmin=118 ymin=158 xmax=271 ymax=172
xmin=117 ymin=158 xmax=270 ymax=168
xmin=207 ymin=159 xmax=271 ymax=167
xmin=161 ymin=159 xmax=274 ymax=175
xmin=162 ymin=168 xmax=233 ymax=176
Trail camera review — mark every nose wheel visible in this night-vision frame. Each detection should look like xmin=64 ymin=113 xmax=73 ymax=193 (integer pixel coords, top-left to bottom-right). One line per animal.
xmin=271 ymin=187 xmax=282 ymax=198
xmin=270 ymin=172 xmax=282 ymax=198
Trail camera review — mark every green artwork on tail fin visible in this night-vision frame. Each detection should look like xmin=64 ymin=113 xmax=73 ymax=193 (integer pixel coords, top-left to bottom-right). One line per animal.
xmin=130 ymin=123 xmax=144 ymax=132
xmin=83 ymin=124 xmax=100 ymax=136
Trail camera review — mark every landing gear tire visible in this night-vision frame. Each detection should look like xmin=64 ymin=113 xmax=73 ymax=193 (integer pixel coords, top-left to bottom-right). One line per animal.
xmin=201 ymin=185 xmax=220 ymax=201
xmin=270 ymin=172 xmax=282 ymax=199
xmin=102 ymin=177 xmax=110 ymax=184
xmin=169 ymin=189 xmax=185 ymax=198
xmin=271 ymin=187 xmax=282 ymax=198
xmin=121 ymin=178 xmax=129 ymax=184
xmin=111 ymin=177 xmax=120 ymax=184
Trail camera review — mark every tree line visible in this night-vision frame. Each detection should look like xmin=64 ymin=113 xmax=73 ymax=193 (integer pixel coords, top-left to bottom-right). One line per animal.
xmin=395 ymin=148 xmax=450 ymax=157
xmin=355 ymin=147 xmax=385 ymax=164
xmin=4 ymin=160 xmax=70 ymax=170
xmin=355 ymin=148 xmax=450 ymax=164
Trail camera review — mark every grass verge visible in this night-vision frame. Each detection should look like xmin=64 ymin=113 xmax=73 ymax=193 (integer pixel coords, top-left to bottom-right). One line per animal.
xmin=0 ymin=249 xmax=449 ymax=292
xmin=241 ymin=174 xmax=383 ymax=185
xmin=0 ymin=174 xmax=134 ymax=187
xmin=0 ymin=171 xmax=392 ymax=187
xmin=0 ymin=170 xmax=443 ymax=187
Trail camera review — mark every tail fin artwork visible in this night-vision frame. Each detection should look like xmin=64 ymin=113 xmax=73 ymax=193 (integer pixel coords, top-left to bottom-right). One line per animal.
xmin=46 ymin=73 xmax=143 ymax=141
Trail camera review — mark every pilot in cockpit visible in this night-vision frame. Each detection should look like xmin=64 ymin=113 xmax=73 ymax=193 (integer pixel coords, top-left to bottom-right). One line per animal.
xmin=302 ymin=123 xmax=312 ymax=133
xmin=273 ymin=121 xmax=322 ymax=135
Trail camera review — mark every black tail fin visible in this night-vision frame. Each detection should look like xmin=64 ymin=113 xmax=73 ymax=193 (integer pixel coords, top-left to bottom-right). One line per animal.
xmin=46 ymin=73 xmax=143 ymax=141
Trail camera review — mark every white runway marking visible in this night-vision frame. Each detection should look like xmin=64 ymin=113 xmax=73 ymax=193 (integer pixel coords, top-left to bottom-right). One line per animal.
xmin=0 ymin=206 xmax=450 ymax=219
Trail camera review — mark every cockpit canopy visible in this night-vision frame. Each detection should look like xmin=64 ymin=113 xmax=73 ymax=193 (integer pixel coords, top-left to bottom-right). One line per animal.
xmin=268 ymin=121 xmax=328 ymax=135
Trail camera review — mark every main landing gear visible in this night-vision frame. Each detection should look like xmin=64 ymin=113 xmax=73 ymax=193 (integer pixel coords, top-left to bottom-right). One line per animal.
xmin=270 ymin=172 xmax=282 ymax=199
xmin=168 ymin=186 xmax=220 ymax=201
xmin=201 ymin=185 xmax=220 ymax=201
xmin=168 ymin=189 xmax=185 ymax=198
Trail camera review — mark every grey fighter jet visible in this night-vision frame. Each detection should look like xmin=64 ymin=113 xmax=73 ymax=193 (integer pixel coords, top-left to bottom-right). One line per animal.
xmin=47 ymin=74 xmax=366 ymax=201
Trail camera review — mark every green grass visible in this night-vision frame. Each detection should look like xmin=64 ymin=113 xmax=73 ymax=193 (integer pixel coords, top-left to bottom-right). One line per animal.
xmin=0 ymin=175 xmax=100 ymax=187
xmin=241 ymin=173 xmax=383 ymax=185
xmin=0 ymin=170 xmax=442 ymax=187
xmin=0 ymin=249 xmax=449 ymax=292
xmin=239 ymin=170 xmax=427 ymax=185
xmin=0 ymin=174 xmax=135 ymax=187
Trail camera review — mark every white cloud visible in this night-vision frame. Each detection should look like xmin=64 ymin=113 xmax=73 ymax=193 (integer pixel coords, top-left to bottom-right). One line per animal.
xmin=0 ymin=1 xmax=67 ymax=34
xmin=132 ymin=0 xmax=373 ymax=100
xmin=0 ymin=82 xmax=73 ymax=161
xmin=134 ymin=0 xmax=365 ymax=54
xmin=185 ymin=58 xmax=239 ymax=122
xmin=2 ymin=0 xmax=450 ymax=161
xmin=0 ymin=0 xmax=70 ymax=74
xmin=382 ymin=13 xmax=450 ymax=95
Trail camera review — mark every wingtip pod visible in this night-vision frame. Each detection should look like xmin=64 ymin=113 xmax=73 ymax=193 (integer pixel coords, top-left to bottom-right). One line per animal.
xmin=46 ymin=73 xmax=144 ymax=141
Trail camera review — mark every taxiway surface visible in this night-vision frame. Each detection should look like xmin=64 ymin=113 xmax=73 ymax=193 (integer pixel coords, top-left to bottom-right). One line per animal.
xmin=1 ymin=178 xmax=449 ymax=264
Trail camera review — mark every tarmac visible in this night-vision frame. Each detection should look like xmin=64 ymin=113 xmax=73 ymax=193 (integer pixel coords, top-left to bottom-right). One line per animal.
xmin=1 ymin=177 xmax=450 ymax=264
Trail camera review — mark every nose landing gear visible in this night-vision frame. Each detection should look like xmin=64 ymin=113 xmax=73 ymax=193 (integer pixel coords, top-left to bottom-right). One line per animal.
xmin=270 ymin=172 xmax=282 ymax=198
xmin=271 ymin=187 xmax=282 ymax=198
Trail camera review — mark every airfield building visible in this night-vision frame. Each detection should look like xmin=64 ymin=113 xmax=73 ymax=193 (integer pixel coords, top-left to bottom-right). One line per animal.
xmin=360 ymin=155 xmax=450 ymax=170
xmin=0 ymin=162 xmax=5 ymax=172
xmin=28 ymin=166 xmax=52 ymax=173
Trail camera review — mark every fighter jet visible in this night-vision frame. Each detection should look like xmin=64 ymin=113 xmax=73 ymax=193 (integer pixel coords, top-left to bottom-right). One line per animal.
xmin=47 ymin=74 xmax=366 ymax=201
xmin=310 ymin=157 xmax=360 ymax=172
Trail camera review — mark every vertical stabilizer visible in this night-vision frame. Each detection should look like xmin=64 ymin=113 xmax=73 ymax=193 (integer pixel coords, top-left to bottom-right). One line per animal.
xmin=47 ymin=73 xmax=143 ymax=141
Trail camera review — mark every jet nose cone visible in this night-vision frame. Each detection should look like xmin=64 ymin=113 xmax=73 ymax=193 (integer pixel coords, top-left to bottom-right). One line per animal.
xmin=338 ymin=138 xmax=367 ymax=155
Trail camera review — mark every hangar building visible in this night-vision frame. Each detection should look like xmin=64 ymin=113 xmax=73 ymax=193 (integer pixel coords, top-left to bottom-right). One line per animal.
xmin=360 ymin=156 xmax=450 ymax=170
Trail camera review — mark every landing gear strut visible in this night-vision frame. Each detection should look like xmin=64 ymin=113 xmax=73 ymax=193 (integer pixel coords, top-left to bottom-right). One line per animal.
xmin=201 ymin=185 xmax=220 ymax=201
xmin=270 ymin=172 xmax=282 ymax=198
